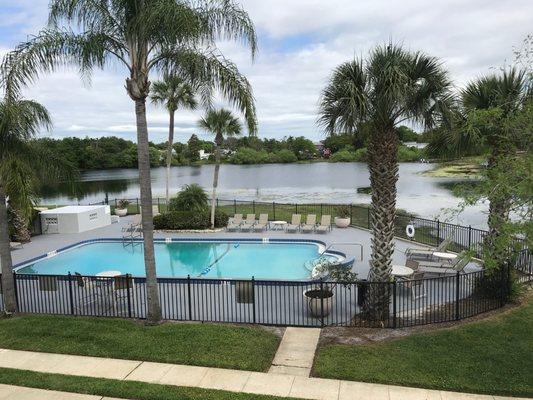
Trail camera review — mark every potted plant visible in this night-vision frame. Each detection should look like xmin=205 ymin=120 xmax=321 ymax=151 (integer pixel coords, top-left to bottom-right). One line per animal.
xmin=115 ymin=199 xmax=130 ymax=217
xmin=334 ymin=205 xmax=351 ymax=228
xmin=303 ymin=258 xmax=357 ymax=318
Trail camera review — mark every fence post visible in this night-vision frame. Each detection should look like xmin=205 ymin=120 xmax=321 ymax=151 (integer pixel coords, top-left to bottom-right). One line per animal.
xmin=216 ymin=198 xmax=219 ymax=209
xmin=252 ymin=200 xmax=255 ymax=214
xmin=136 ymin=198 xmax=139 ymax=214
xmin=126 ymin=274 xmax=132 ymax=318
xmin=437 ymin=219 xmax=441 ymax=245
xmin=187 ymin=275 xmax=192 ymax=320
xmin=252 ymin=276 xmax=256 ymax=324
xmin=233 ymin=199 xmax=237 ymax=214
xmin=320 ymin=279 xmax=325 ymax=328
xmin=273 ymin=202 xmax=276 ymax=220
xmin=366 ymin=206 xmax=370 ymax=229
xmin=320 ymin=203 xmax=323 ymax=216
xmin=295 ymin=203 xmax=298 ymax=214
xmin=157 ymin=198 xmax=160 ymax=213
xmin=67 ymin=272 xmax=74 ymax=315
xmin=392 ymin=281 xmax=397 ymax=329
xmin=468 ymin=225 xmax=472 ymax=250
xmin=13 ymin=271 xmax=18 ymax=310
xmin=455 ymin=271 xmax=460 ymax=320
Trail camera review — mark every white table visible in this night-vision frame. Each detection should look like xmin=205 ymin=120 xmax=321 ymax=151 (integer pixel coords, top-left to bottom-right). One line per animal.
xmin=433 ymin=252 xmax=457 ymax=260
xmin=391 ymin=265 xmax=414 ymax=277
xmin=270 ymin=221 xmax=288 ymax=231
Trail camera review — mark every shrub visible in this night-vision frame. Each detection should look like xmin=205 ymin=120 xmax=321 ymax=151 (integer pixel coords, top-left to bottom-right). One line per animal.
xmin=229 ymin=147 xmax=270 ymax=164
xmin=397 ymin=145 xmax=424 ymax=162
xmin=117 ymin=199 xmax=130 ymax=209
xmin=353 ymin=147 xmax=367 ymax=161
xmin=168 ymin=184 xmax=208 ymax=212
xmin=275 ymin=149 xmax=298 ymax=163
xmin=336 ymin=205 xmax=351 ymax=218
xmin=154 ymin=209 xmax=229 ymax=230
xmin=330 ymin=148 xmax=356 ymax=162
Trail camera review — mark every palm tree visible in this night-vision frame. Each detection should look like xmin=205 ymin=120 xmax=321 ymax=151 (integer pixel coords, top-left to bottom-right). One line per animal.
xmin=1 ymin=0 xmax=257 ymax=323
xmin=0 ymin=95 xmax=75 ymax=313
xmin=428 ymin=68 xmax=529 ymax=267
xmin=198 ymin=108 xmax=242 ymax=228
xmin=150 ymin=74 xmax=198 ymax=204
xmin=318 ymin=44 xmax=453 ymax=321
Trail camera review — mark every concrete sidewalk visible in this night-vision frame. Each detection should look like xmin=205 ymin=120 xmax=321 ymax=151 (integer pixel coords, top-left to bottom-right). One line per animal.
xmin=0 ymin=383 xmax=121 ymax=399
xmin=0 ymin=348 xmax=529 ymax=400
xmin=269 ymin=327 xmax=321 ymax=376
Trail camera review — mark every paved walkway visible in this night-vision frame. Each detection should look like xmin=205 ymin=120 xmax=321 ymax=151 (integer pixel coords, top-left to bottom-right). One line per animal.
xmin=0 ymin=384 xmax=120 ymax=399
xmin=0 ymin=348 xmax=529 ymax=400
xmin=269 ymin=327 xmax=321 ymax=376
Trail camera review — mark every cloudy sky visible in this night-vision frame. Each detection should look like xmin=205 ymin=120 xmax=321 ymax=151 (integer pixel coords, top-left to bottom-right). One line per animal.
xmin=1 ymin=0 xmax=531 ymax=143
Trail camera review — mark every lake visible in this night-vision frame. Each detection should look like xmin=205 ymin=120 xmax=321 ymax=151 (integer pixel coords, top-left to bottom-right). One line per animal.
xmin=39 ymin=162 xmax=487 ymax=228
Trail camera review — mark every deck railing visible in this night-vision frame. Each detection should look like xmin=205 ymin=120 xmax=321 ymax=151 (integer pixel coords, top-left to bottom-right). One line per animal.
xmin=0 ymin=265 xmax=512 ymax=328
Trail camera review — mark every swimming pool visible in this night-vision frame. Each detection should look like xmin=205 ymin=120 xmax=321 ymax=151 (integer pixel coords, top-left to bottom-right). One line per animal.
xmin=15 ymin=239 xmax=345 ymax=280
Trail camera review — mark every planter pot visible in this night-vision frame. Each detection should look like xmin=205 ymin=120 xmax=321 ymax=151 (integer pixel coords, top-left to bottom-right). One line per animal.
xmin=115 ymin=208 xmax=128 ymax=217
xmin=334 ymin=217 xmax=351 ymax=228
xmin=304 ymin=289 xmax=333 ymax=318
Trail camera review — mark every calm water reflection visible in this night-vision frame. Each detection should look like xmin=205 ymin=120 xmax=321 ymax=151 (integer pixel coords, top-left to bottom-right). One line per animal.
xmin=40 ymin=162 xmax=487 ymax=228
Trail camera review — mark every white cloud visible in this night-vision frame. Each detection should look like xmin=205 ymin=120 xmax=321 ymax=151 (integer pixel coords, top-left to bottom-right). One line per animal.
xmin=1 ymin=0 xmax=532 ymax=142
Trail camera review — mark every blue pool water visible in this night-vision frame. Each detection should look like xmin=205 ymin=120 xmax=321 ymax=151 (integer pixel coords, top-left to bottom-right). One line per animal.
xmin=16 ymin=241 xmax=341 ymax=280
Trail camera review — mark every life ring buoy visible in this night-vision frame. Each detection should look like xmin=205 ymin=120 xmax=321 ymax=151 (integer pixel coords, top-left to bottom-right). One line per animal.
xmin=406 ymin=224 xmax=415 ymax=238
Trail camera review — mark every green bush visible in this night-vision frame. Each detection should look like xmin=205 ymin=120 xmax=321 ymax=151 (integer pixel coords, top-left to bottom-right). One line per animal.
xmin=397 ymin=145 xmax=424 ymax=162
xmin=168 ymin=184 xmax=208 ymax=212
xmin=154 ymin=209 xmax=229 ymax=230
xmin=330 ymin=148 xmax=356 ymax=162
xmin=353 ymin=147 xmax=367 ymax=161
xmin=275 ymin=149 xmax=298 ymax=163
xmin=229 ymin=147 xmax=270 ymax=164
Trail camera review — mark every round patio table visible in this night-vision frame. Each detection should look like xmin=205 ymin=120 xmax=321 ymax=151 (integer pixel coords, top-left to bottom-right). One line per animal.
xmin=270 ymin=221 xmax=288 ymax=231
xmin=391 ymin=265 xmax=414 ymax=277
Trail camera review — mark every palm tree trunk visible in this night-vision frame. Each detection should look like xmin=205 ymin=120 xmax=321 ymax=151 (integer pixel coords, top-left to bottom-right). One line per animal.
xmin=366 ymin=128 xmax=399 ymax=324
xmin=165 ymin=110 xmax=175 ymax=205
xmin=0 ymin=185 xmax=17 ymax=313
xmin=134 ymin=98 xmax=162 ymax=323
xmin=210 ymin=133 xmax=222 ymax=229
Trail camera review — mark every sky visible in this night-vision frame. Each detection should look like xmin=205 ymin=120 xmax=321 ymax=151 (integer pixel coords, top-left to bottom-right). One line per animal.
xmin=0 ymin=0 xmax=532 ymax=143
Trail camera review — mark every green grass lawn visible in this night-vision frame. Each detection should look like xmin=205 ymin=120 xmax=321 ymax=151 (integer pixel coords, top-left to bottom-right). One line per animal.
xmin=0 ymin=368 xmax=289 ymax=400
xmin=313 ymin=297 xmax=533 ymax=397
xmin=0 ymin=315 xmax=280 ymax=372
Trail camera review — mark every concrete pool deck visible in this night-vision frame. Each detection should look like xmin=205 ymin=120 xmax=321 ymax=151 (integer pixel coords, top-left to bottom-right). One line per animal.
xmin=11 ymin=215 xmax=420 ymax=278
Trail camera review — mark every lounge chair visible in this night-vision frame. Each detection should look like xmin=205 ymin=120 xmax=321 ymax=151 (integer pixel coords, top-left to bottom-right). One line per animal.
xmin=227 ymin=214 xmax=243 ymax=232
xmin=316 ymin=215 xmax=332 ymax=234
xmin=240 ymin=214 xmax=256 ymax=232
xmin=253 ymin=214 xmax=269 ymax=232
xmin=286 ymin=214 xmax=301 ymax=233
xmin=414 ymin=252 xmax=471 ymax=275
xmin=301 ymin=214 xmax=317 ymax=233
xmin=405 ymin=237 xmax=453 ymax=260
xmin=402 ymin=271 xmax=427 ymax=300
xmin=10 ymin=241 xmax=23 ymax=250
xmin=122 ymin=215 xmax=142 ymax=240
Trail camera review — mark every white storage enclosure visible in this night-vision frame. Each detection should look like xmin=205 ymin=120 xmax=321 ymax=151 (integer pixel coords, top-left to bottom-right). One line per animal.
xmin=40 ymin=205 xmax=112 ymax=234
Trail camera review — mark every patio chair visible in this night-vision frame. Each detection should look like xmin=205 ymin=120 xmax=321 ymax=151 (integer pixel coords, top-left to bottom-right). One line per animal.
xmin=402 ymin=271 xmax=427 ymax=300
xmin=122 ymin=214 xmax=142 ymax=240
xmin=240 ymin=214 xmax=257 ymax=232
xmin=74 ymin=272 xmax=98 ymax=312
xmin=253 ymin=214 xmax=269 ymax=232
xmin=227 ymin=214 xmax=243 ymax=232
xmin=10 ymin=241 xmax=23 ymax=250
xmin=316 ymin=215 xmax=332 ymax=234
xmin=415 ymin=252 xmax=471 ymax=275
xmin=286 ymin=214 xmax=301 ymax=233
xmin=301 ymin=214 xmax=317 ymax=233
xmin=112 ymin=274 xmax=135 ymax=315
xmin=405 ymin=236 xmax=453 ymax=260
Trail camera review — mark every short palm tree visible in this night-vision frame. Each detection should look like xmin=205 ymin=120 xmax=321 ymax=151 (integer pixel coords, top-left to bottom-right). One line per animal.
xmin=198 ymin=108 xmax=242 ymax=228
xmin=318 ymin=44 xmax=453 ymax=321
xmin=1 ymin=0 xmax=257 ymax=323
xmin=150 ymin=74 xmax=198 ymax=204
xmin=428 ymin=68 xmax=530 ymax=267
xmin=0 ymin=95 xmax=76 ymax=313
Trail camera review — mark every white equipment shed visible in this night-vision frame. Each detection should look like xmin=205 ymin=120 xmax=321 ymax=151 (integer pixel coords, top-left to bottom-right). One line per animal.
xmin=40 ymin=205 xmax=112 ymax=234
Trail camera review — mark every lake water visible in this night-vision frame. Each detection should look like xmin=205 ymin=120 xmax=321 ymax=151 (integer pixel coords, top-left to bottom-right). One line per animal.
xmin=40 ymin=162 xmax=487 ymax=228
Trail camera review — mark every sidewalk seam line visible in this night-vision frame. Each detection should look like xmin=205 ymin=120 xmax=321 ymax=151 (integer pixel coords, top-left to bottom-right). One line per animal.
xmin=122 ymin=361 xmax=144 ymax=381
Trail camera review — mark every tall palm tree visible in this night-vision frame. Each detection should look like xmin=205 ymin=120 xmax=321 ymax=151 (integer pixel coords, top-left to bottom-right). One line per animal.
xmin=1 ymin=0 xmax=257 ymax=323
xmin=198 ymin=108 xmax=242 ymax=228
xmin=0 ymin=95 xmax=75 ymax=313
xmin=150 ymin=74 xmax=198 ymax=204
xmin=318 ymin=44 xmax=453 ymax=321
xmin=428 ymin=68 xmax=529 ymax=267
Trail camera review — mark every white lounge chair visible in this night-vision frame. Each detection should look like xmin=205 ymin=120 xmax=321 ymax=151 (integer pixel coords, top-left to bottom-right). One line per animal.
xmin=240 ymin=214 xmax=256 ymax=232
xmin=286 ymin=214 xmax=301 ymax=233
xmin=253 ymin=214 xmax=269 ymax=232
xmin=10 ymin=242 xmax=23 ymax=250
xmin=301 ymin=214 xmax=317 ymax=233
xmin=414 ymin=252 xmax=471 ymax=275
xmin=405 ymin=237 xmax=453 ymax=260
xmin=316 ymin=215 xmax=332 ymax=234
xmin=227 ymin=214 xmax=243 ymax=232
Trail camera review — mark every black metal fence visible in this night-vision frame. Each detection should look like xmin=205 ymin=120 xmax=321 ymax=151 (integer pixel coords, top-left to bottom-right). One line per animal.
xmin=98 ymin=197 xmax=531 ymax=281
xmin=0 ymin=266 xmax=512 ymax=328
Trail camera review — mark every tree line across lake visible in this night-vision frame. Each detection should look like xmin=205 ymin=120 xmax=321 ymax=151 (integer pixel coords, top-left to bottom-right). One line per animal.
xmin=34 ymin=125 xmax=429 ymax=170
